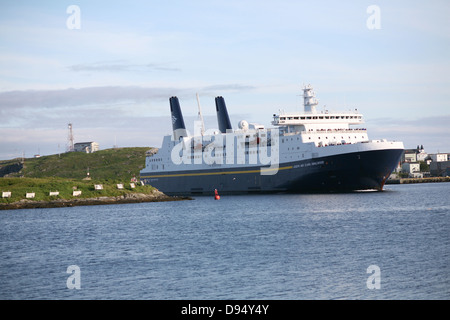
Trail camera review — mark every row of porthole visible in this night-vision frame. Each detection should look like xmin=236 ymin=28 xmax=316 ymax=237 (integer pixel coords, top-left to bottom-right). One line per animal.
xmin=281 ymin=135 xmax=366 ymax=142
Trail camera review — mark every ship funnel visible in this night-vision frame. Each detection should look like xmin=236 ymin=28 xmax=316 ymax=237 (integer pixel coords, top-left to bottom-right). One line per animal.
xmin=169 ymin=96 xmax=188 ymax=140
xmin=215 ymin=96 xmax=233 ymax=133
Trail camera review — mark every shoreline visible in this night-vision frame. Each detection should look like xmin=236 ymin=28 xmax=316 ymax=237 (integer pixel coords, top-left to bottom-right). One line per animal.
xmin=385 ymin=176 xmax=450 ymax=185
xmin=0 ymin=191 xmax=191 ymax=210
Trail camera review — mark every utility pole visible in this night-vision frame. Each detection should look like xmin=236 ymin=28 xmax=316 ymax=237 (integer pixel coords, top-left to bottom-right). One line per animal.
xmin=67 ymin=123 xmax=75 ymax=152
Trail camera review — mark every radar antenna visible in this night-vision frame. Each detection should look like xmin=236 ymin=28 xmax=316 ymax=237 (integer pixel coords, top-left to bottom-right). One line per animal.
xmin=302 ymin=84 xmax=319 ymax=113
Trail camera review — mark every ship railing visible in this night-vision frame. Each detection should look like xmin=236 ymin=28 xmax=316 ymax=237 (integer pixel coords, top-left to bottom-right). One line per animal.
xmin=305 ymin=128 xmax=366 ymax=133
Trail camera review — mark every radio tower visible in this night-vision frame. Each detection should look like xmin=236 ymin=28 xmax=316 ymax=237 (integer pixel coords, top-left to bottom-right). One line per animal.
xmin=67 ymin=123 xmax=75 ymax=152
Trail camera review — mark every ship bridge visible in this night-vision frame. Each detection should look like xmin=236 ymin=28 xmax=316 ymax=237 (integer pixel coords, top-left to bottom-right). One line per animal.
xmin=272 ymin=111 xmax=364 ymax=127
xmin=272 ymin=85 xmax=368 ymax=147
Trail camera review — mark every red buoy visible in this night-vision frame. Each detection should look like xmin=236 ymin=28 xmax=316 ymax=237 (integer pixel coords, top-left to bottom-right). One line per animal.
xmin=214 ymin=189 xmax=220 ymax=200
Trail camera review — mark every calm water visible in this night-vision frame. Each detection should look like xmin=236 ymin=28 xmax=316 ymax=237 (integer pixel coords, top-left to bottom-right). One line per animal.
xmin=1 ymin=183 xmax=449 ymax=300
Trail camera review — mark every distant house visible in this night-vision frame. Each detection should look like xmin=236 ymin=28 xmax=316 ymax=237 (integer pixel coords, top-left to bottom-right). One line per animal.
xmin=429 ymin=153 xmax=449 ymax=162
xmin=402 ymin=146 xmax=427 ymax=163
xmin=74 ymin=142 xmax=99 ymax=153
xmin=402 ymin=162 xmax=421 ymax=178
xmin=416 ymin=150 xmax=428 ymax=162
xmin=402 ymin=149 xmax=418 ymax=162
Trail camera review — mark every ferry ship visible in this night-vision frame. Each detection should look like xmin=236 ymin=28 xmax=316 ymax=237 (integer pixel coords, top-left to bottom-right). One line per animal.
xmin=140 ymin=85 xmax=404 ymax=195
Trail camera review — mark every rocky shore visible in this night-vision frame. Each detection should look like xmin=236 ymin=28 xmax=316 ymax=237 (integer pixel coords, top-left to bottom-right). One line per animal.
xmin=0 ymin=190 xmax=191 ymax=210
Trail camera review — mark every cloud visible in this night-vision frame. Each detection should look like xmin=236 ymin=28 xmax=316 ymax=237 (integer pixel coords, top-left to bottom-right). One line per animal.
xmin=367 ymin=115 xmax=450 ymax=153
xmin=68 ymin=60 xmax=181 ymax=73
xmin=0 ymin=84 xmax=256 ymax=111
xmin=0 ymin=86 xmax=180 ymax=110
xmin=367 ymin=115 xmax=450 ymax=131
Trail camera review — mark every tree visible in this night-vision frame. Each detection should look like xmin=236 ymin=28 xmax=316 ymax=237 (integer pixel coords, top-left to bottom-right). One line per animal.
xmin=419 ymin=161 xmax=429 ymax=172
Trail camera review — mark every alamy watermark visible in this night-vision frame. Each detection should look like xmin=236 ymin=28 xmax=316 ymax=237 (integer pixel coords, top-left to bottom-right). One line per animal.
xmin=366 ymin=5 xmax=381 ymax=30
xmin=66 ymin=5 xmax=81 ymax=30
xmin=366 ymin=265 xmax=381 ymax=290
xmin=66 ymin=265 xmax=81 ymax=289
xmin=170 ymin=121 xmax=280 ymax=175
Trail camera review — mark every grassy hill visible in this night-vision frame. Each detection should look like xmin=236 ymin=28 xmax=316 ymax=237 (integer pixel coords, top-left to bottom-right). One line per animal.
xmin=0 ymin=147 xmax=150 ymax=181
xmin=0 ymin=147 xmax=168 ymax=206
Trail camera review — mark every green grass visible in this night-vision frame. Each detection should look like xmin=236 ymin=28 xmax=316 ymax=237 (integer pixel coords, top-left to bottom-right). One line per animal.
xmin=1 ymin=147 xmax=150 ymax=181
xmin=0 ymin=177 xmax=156 ymax=204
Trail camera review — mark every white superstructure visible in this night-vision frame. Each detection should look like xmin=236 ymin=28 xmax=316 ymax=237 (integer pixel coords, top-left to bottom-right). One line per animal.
xmin=272 ymin=85 xmax=368 ymax=147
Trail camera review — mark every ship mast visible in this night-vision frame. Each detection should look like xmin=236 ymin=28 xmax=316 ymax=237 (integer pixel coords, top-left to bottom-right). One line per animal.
xmin=196 ymin=93 xmax=205 ymax=136
xmin=303 ymin=84 xmax=319 ymax=113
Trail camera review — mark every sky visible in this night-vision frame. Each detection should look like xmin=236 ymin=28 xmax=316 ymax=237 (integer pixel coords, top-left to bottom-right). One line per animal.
xmin=0 ymin=0 xmax=449 ymax=160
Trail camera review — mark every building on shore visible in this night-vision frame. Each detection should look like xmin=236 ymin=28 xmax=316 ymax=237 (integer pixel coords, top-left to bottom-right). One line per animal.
xmin=74 ymin=142 xmax=99 ymax=153
xmin=430 ymin=161 xmax=450 ymax=177
xmin=429 ymin=153 xmax=449 ymax=162
xmin=397 ymin=145 xmax=450 ymax=178
xmin=402 ymin=145 xmax=427 ymax=163
xmin=401 ymin=162 xmax=423 ymax=178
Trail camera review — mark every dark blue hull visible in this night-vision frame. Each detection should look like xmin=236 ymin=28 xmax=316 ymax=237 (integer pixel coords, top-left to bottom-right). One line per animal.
xmin=141 ymin=149 xmax=403 ymax=196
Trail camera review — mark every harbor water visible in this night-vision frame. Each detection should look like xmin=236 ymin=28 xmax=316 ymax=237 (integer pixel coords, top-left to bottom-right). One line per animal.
xmin=1 ymin=183 xmax=449 ymax=300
